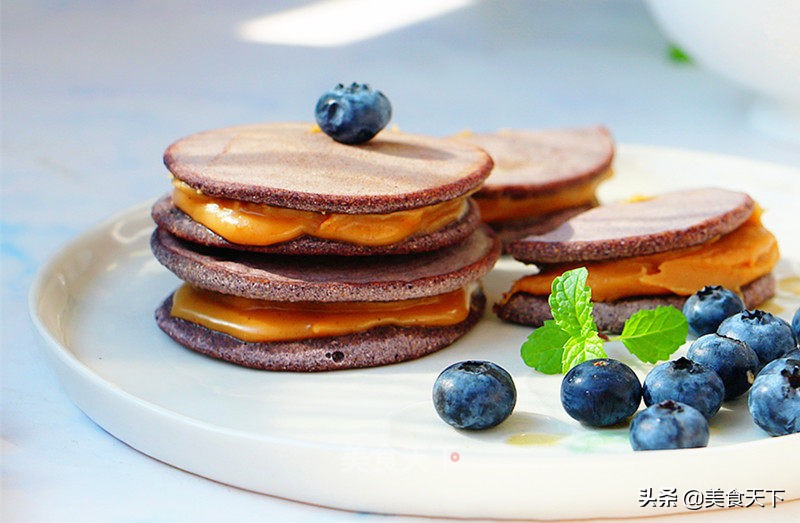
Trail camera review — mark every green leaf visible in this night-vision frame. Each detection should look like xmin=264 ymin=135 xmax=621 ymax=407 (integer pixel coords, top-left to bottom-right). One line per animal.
xmin=667 ymin=44 xmax=692 ymax=64
xmin=619 ymin=306 xmax=688 ymax=364
xmin=548 ymin=267 xmax=598 ymax=338
xmin=520 ymin=320 xmax=569 ymax=374
xmin=562 ymin=331 xmax=607 ymax=373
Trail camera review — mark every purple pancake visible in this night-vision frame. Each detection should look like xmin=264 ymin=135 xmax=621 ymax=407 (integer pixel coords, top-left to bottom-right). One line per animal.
xmin=151 ymin=225 xmax=500 ymax=302
xmin=156 ymin=289 xmax=486 ymax=372
xmin=164 ymin=122 xmax=493 ymax=214
xmin=507 ymin=188 xmax=755 ymax=264
xmin=151 ymin=194 xmax=483 ymax=256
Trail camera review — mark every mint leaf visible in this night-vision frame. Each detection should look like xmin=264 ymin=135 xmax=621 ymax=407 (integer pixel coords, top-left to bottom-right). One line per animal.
xmin=521 ymin=320 xmax=569 ymax=374
xmin=562 ymin=331 xmax=607 ymax=373
xmin=619 ymin=306 xmax=688 ymax=364
xmin=548 ymin=267 xmax=597 ymax=338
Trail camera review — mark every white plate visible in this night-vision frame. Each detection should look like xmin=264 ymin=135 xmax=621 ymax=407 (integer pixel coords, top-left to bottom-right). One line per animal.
xmin=29 ymin=145 xmax=800 ymax=520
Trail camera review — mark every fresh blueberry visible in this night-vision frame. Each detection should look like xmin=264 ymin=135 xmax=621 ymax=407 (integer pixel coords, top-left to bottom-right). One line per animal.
xmin=432 ymin=360 xmax=516 ymax=430
xmin=642 ymin=357 xmax=724 ymax=420
xmin=560 ymin=359 xmax=642 ymax=427
xmin=314 ymin=83 xmax=391 ymax=144
xmin=792 ymin=307 xmax=800 ymax=344
xmin=748 ymin=357 xmax=800 ymax=436
xmin=756 ymin=355 xmax=800 ymax=379
xmin=682 ymin=285 xmax=745 ymax=337
xmin=629 ymin=400 xmax=709 ymax=450
xmin=686 ymin=333 xmax=758 ymax=400
xmin=717 ymin=309 xmax=796 ymax=368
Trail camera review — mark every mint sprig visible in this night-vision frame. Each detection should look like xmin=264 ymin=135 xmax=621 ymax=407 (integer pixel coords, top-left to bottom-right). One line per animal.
xmin=520 ymin=267 xmax=688 ymax=373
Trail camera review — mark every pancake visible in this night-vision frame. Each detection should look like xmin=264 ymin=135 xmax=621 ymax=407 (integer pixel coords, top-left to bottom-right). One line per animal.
xmin=495 ymin=273 xmax=776 ymax=334
xmin=508 ymin=188 xmax=754 ymax=264
xmin=495 ymin=188 xmax=779 ymax=333
xmin=155 ymin=290 xmax=486 ymax=372
xmin=151 ymin=225 xmax=500 ymax=302
xmin=463 ymin=127 xmax=614 ymax=196
xmin=164 ymin=122 xmax=493 ymax=214
xmin=151 ymin=194 xmax=482 ymax=256
xmin=152 ymin=225 xmax=500 ymax=371
xmin=152 ymin=122 xmax=501 ymax=371
xmin=159 ymin=123 xmax=494 ymax=254
xmin=453 ymin=127 xmax=613 ymax=246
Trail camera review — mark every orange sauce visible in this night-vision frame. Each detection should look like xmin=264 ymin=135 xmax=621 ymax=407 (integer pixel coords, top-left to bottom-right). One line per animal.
xmin=171 ymin=284 xmax=472 ymax=342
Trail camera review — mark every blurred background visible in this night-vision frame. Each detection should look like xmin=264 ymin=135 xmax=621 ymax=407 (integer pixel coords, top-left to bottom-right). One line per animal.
xmin=2 ymin=1 xmax=799 ymax=521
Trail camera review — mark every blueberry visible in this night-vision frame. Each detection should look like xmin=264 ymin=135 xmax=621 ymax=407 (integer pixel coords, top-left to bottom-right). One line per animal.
xmin=717 ymin=309 xmax=796 ymax=368
xmin=560 ymin=359 xmax=642 ymax=427
xmin=432 ymin=360 xmax=516 ymax=430
xmin=757 ymin=355 xmax=800 ymax=377
xmin=642 ymin=357 xmax=725 ymax=420
xmin=748 ymin=357 xmax=800 ymax=436
xmin=314 ymin=83 xmax=391 ymax=144
xmin=686 ymin=334 xmax=758 ymax=400
xmin=792 ymin=307 xmax=800 ymax=344
xmin=682 ymin=285 xmax=745 ymax=337
xmin=629 ymin=400 xmax=709 ymax=450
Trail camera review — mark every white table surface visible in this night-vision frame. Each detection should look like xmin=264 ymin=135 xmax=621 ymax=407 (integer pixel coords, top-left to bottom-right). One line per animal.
xmin=3 ymin=1 xmax=799 ymax=522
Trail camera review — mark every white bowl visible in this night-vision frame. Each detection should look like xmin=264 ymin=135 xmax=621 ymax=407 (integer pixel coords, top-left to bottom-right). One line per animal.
xmin=645 ymin=0 xmax=800 ymax=142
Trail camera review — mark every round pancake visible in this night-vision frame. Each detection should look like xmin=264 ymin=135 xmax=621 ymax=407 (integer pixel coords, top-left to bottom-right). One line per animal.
xmin=494 ymin=273 xmax=776 ymax=334
xmin=453 ymin=127 xmax=614 ymax=198
xmin=164 ymin=122 xmax=493 ymax=214
xmin=508 ymin=188 xmax=755 ymax=264
xmin=155 ymin=289 xmax=485 ymax=372
xmin=151 ymin=194 xmax=482 ymax=256
xmin=150 ymin=225 xmax=501 ymax=302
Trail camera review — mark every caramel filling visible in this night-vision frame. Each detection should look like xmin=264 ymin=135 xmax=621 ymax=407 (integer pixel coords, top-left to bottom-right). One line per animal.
xmin=171 ymin=180 xmax=468 ymax=246
xmin=475 ymin=168 xmax=612 ymax=223
xmin=170 ymin=284 xmax=473 ymax=342
xmin=500 ymin=210 xmax=779 ymax=303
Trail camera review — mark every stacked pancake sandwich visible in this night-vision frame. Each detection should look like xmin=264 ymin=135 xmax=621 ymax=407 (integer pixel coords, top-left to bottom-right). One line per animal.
xmin=494 ymin=188 xmax=779 ymax=333
xmin=453 ymin=127 xmax=614 ymax=247
xmin=151 ymin=123 xmax=501 ymax=371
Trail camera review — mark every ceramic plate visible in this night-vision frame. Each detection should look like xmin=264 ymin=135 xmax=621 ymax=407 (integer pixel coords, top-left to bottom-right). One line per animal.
xmin=29 ymin=145 xmax=800 ymax=519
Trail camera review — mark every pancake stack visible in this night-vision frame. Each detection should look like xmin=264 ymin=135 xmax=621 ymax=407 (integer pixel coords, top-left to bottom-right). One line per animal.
xmin=495 ymin=188 xmax=779 ymax=333
xmin=151 ymin=123 xmax=501 ymax=371
xmin=453 ymin=127 xmax=614 ymax=248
